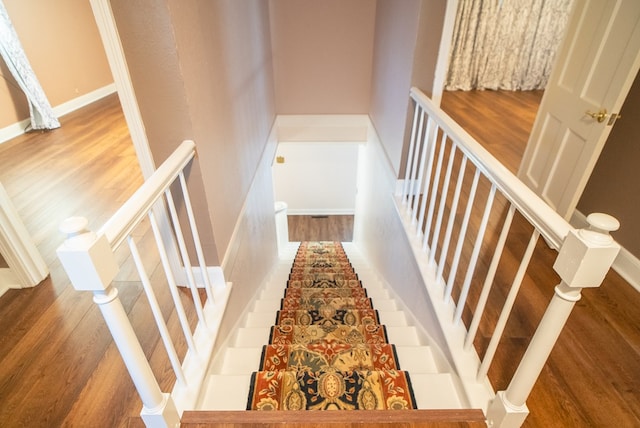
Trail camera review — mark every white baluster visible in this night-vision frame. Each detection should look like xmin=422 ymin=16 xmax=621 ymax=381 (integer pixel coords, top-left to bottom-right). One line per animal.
xmin=402 ymin=104 xmax=420 ymax=204
xmin=56 ymin=217 xmax=180 ymax=428
xmin=487 ymin=213 xmax=620 ymax=427
xmin=465 ymin=205 xmax=515 ymax=350
xmin=436 ymin=154 xmax=468 ymax=284
xmin=444 ymin=168 xmax=480 ymax=302
xmin=429 ymin=141 xmax=457 ymax=265
xmin=454 ymin=184 xmax=496 ymax=324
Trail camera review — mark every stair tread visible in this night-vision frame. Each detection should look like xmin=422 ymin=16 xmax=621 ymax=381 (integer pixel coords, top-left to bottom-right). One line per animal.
xmin=396 ymin=346 xmax=438 ymax=373
xmin=220 ymin=347 xmax=263 ymax=374
xmin=202 ymin=242 xmax=466 ymax=413
xmin=200 ymin=375 xmax=251 ymax=410
xmin=410 ymin=373 xmax=464 ymax=409
xmin=386 ymin=326 xmax=422 ymax=346
xmin=234 ymin=327 xmax=271 ymax=347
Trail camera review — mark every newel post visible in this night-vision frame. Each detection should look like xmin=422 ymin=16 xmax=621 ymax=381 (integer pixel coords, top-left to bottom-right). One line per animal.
xmin=486 ymin=213 xmax=620 ymax=428
xmin=56 ymin=217 xmax=180 ymax=428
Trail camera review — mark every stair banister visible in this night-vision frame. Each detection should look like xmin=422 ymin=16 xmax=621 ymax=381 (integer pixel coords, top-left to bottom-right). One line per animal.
xmin=487 ymin=213 xmax=621 ymax=428
xmin=57 ymin=217 xmax=180 ymax=428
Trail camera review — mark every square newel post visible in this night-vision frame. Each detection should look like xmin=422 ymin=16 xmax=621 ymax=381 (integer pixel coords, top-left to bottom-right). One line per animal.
xmin=56 ymin=217 xmax=180 ymax=428
xmin=487 ymin=213 xmax=620 ymax=428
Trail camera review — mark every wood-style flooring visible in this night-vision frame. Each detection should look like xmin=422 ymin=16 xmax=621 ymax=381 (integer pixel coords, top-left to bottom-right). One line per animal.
xmin=441 ymin=89 xmax=640 ymax=427
xmin=0 ymin=94 xmax=196 ymax=428
xmin=0 ymin=90 xmax=637 ymax=428
xmin=287 ymin=214 xmax=354 ymax=242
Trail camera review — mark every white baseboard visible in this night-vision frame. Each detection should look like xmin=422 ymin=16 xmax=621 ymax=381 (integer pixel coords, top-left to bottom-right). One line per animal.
xmin=395 ymin=179 xmax=422 ymax=197
xmin=612 ymin=246 xmax=640 ymax=293
xmin=0 ymin=83 xmax=116 ymax=145
xmin=0 ymin=268 xmax=20 ymax=299
xmin=571 ymin=210 xmax=640 ymax=293
xmin=176 ymin=266 xmax=226 ymax=289
xmin=53 ymin=83 xmax=117 ymax=118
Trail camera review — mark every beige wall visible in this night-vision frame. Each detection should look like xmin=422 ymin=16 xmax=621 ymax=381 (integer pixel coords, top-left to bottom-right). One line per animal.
xmin=369 ymin=0 xmax=422 ymax=175
xmin=0 ymin=0 xmax=112 ymax=128
xmin=578 ymin=71 xmax=640 ymax=258
xmin=111 ymin=0 xmax=279 ymax=346
xmin=269 ymin=0 xmax=376 ymax=114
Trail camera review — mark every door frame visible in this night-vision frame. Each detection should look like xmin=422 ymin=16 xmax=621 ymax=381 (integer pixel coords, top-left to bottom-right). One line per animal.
xmin=89 ymin=0 xmax=156 ymax=179
xmin=0 ymin=182 xmax=48 ymax=293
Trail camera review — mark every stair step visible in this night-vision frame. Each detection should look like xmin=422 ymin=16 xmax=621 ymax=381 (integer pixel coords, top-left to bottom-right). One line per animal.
xmin=370 ymin=297 xmax=397 ymax=311
xmin=377 ymin=310 xmax=407 ymax=326
xmin=245 ymin=311 xmax=276 ymax=328
xmin=234 ymin=327 xmax=271 ymax=347
xmin=200 ymin=373 xmax=464 ymax=412
xmin=220 ymin=347 xmax=262 ymax=374
xmin=396 ymin=346 xmax=438 ymax=373
xmin=410 ymin=373 xmax=463 ymax=409
xmin=386 ymin=326 xmax=422 ymax=346
xmin=200 ymin=374 xmax=251 ymax=410
xmin=252 ymin=299 xmax=281 ymax=313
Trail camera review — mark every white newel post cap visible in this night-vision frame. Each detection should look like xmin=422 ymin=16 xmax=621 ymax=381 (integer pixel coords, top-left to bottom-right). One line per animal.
xmin=553 ymin=213 xmax=620 ymax=288
xmin=56 ymin=216 xmax=119 ymax=292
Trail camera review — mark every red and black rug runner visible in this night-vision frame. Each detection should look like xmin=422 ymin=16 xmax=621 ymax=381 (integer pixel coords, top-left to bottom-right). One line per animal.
xmin=247 ymin=241 xmax=417 ymax=411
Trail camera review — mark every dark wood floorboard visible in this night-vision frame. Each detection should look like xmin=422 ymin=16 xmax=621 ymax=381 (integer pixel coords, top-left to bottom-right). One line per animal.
xmin=287 ymin=214 xmax=354 ymax=242
xmin=0 ymin=94 xmax=198 ymax=428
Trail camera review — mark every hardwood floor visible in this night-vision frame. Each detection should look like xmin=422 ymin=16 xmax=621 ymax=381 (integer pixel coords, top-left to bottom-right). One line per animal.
xmin=441 ymin=89 xmax=543 ymax=173
xmin=440 ymin=89 xmax=640 ymax=427
xmin=0 ymin=89 xmax=637 ymax=428
xmin=287 ymin=215 xmax=354 ymax=242
xmin=0 ymin=94 xmax=196 ymax=427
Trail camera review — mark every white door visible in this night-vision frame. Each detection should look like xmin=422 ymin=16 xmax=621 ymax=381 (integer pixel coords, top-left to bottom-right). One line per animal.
xmin=518 ymin=0 xmax=640 ymax=219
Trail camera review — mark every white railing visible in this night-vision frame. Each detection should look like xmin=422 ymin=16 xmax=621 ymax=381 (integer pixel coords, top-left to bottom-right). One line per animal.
xmin=397 ymin=88 xmax=620 ymax=427
xmin=57 ymin=140 xmax=232 ymax=428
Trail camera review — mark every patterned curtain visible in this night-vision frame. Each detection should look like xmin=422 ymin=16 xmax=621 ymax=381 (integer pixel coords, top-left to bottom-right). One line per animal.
xmin=0 ymin=1 xmax=59 ymax=130
xmin=445 ymin=0 xmax=573 ymax=91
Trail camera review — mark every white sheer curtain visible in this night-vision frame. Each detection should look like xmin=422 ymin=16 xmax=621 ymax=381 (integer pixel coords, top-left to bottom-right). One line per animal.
xmin=445 ymin=0 xmax=573 ymax=91
xmin=0 ymin=1 xmax=59 ymax=130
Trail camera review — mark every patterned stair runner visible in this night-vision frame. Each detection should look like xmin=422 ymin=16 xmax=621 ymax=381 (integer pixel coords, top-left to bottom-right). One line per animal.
xmin=247 ymin=242 xmax=417 ymax=411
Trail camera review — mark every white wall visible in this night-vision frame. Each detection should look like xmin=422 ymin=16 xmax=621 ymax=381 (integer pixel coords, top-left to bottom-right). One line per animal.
xmin=353 ymin=120 xmax=451 ymax=363
xmin=273 ymin=142 xmax=360 ymax=215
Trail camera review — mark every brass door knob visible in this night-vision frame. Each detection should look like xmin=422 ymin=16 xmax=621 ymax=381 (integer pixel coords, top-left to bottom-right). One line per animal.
xmin=585 ymin=109 xmax=608 ymax=123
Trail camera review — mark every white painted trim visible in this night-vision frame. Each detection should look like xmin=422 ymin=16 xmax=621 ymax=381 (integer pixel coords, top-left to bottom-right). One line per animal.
xmin=0 ymin=119 xmax=30 ymax=145
xmin=571 ymin=209 xmax=640 ymax=293
xmin=0 ymin=183 xmax=48 ymax=288
xmin=90 ymin=0 xmax=184 ymax=278
xmin=89 ymin=0 xmax=155 ymax=178
xmin=395 ymin=179 xmax=422 ymax=197
xmin=612 ymin=246 xmax=640 ymax=293
xmin=53 ymin=83 xmax=116 ymax=118
xmin=286 ymin=209 xmax=355 ymax=216
xmin=276 ymin=114 xmax=369 ymax=142
xmin=176 ymin=266 xmax=226 ymax=289
xmin=0 ymin=84 xmax=117 ymax=145
xmin=222 ymin=119 xmax=279 ymax=274
xmin=431 ymin=0 xmax=458 ymax=106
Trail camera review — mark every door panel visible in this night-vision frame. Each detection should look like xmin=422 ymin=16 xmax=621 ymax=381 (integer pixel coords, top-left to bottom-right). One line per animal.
xmin=519 ymin=0 xmax=640 ymax=218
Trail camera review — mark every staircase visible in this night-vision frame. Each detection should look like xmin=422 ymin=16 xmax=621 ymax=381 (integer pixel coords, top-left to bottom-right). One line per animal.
xmin=198 ymin=241 xmax=467 ymax=411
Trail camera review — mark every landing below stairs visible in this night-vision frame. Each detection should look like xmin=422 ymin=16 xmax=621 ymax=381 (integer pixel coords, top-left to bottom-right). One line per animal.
xmin=198 ymin=242 xmax=468 ymax=413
